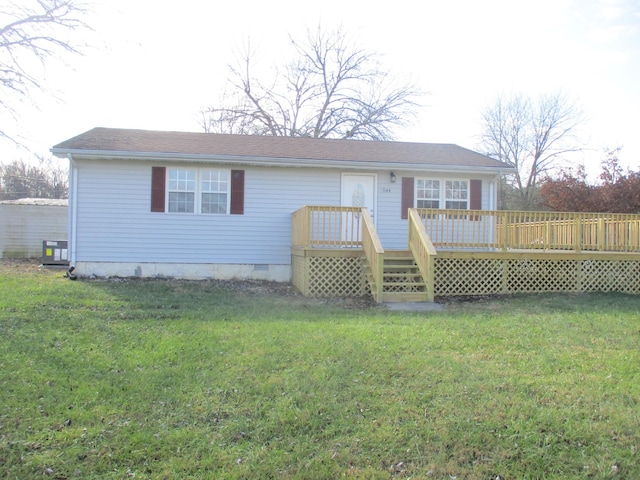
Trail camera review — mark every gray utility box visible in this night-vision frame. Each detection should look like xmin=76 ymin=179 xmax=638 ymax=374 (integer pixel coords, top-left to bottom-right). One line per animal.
xmin=42 ymin=240 xmax=69 ymax=265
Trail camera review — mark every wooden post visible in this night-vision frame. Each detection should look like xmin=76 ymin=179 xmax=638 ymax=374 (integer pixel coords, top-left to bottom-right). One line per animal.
xmin=426 ymin=254 xmax=435 ymax=302
xmin=376 ymin=251 xmax=384 ymax=302
xmin=575 ymin=259 xmax=582 ymax=292
xmin=575 ymin=214 xmax=582 ymax=252
xmin=501 ymin=256 xmax=509 ymax=294
xmin=545 ymin=219 xmax=551 ymax=249
xmin=598 ymin=218 xmax=605 ymax=251
xmin=303 ymin=253 xmax=310 ymax=296
xmin=305 ymin=207 xmax=311 ymax=248
xmin=500 ymin=211 xmax=508 ymax=251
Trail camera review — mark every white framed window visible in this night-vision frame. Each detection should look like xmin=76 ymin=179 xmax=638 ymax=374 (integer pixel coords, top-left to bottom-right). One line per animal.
xmin=415 ymin=178 xmax=469 ymax=210
xmin=201 ymin=170 xmax=229 ymax=214
xmin=417 ymin=179 xmax=440 ymax=208
xmin=167 ymin=168 xmax=230 ymax=214
xmin=445 ymin=180 xmax=468 ymax=209
xmin=168 ymin=169 xmax=196 ymax=213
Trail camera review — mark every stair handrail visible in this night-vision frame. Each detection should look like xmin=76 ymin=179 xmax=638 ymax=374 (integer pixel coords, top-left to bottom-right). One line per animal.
xmin=291 ymin=206 xmax=311 ymax=247
xmin=408 ymin=208 xmax=437 ymax=302
xmin=361 ymin=208 xmax=384 ymax=302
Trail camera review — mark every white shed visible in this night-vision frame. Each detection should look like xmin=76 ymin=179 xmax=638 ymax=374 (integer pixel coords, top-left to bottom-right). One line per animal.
xmin=0 ymin=198 xmax=68 ymax=259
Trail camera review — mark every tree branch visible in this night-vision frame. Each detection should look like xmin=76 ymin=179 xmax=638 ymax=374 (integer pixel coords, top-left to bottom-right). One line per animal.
xmin=479 ymin=91 xmax=584 ymax=209
xmin=0 ymin=0 xmax=91 ymax=144
xmin=200 ymin=25 xmax=422 ymax=140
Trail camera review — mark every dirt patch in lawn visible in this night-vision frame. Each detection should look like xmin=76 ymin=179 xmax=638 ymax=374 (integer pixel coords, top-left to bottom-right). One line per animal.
xmin=0 ymin=257 xmax=49 ymax=275
xmin=0 ymin=259 xmax=379 ymax=309
xmin=0 ymin=259 xmax=488 ymax=308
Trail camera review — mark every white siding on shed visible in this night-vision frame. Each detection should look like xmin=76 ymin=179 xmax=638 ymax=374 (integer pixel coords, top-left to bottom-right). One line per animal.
xmin=0 ymin=203 xmax=68 ymax=258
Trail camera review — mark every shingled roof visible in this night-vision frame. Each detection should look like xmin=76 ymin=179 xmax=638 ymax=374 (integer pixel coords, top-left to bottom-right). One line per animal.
xmin=52 ymin=127 xmax=510 ymax=172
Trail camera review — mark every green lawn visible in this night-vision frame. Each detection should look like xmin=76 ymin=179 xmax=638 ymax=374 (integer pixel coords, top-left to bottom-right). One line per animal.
xmin=1 ymin=261 xmax=639 ymax=479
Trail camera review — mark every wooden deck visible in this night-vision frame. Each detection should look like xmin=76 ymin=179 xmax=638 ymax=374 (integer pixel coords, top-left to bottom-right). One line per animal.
xmin=291 ymin=206 xmax=640 ymax=302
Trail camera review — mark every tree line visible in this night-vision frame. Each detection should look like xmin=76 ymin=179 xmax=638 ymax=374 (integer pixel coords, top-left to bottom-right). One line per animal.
xmin=0 ymin=159 xmax=68 ymax=200
xmin=540 ymin=149 xmax=640 ymax=214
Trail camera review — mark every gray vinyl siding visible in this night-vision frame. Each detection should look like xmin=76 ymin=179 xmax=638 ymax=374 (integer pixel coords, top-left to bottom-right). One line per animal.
xmin=373 ymin=170 xmax=405 ymax=249
xmin=74 ymin=160 xmax=498 ymax=264
xmin=375 ymin=171 xmax=496 ymax=250
xmin=74 ymin=160 xmax=339 ymax=264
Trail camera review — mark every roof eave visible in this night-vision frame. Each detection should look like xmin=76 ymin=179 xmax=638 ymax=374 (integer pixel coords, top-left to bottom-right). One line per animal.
xmin=50 ymin=148 xmax=514 ymax=174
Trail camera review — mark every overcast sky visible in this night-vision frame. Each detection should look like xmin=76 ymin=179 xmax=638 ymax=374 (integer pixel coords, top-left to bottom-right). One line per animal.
xmin=2 ymin=0 xmax=639 ymax=178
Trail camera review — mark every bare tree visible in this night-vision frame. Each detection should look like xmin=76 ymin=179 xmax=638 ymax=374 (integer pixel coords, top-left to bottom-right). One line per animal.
xmin=200 ymin=26 xmax=422 ymax=140
xmin=0 ymin=0 xmax=90 ymax=144
xmin=480 ymin=92 xmax=584 ymax=210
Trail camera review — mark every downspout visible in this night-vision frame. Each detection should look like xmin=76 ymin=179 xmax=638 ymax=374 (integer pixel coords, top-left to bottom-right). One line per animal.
xmin=489 ymin=174 xmax=499 ymax=246
xmin=67 ymin=154 xmax=78 ymax=268
xmin=489 ymin=176 xmax=496 ymax=211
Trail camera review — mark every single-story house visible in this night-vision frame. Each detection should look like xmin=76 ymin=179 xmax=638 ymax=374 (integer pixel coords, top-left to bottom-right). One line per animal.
xmin=51 ymin=127 xmax=511 ymax=284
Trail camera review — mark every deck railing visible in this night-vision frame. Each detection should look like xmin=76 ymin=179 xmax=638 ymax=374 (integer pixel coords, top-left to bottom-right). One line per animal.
xmin=292 ymin=206 xmax=385 ymax=297
xmin=361 ymin=208 xmax=384 ymax=301
xmin=293 ymin=206 xmax=640 ymax=300
xmin=414 ymin=208 xmax=640 ymax=253
xmin=408 ymin=209 xmax=437 ymax=301
xmin=292 ymin=206 xmax=365 ymax=248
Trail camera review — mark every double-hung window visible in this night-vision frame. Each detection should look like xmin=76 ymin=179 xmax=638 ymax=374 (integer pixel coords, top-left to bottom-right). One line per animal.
xmin=415 ymin=178 xmax=469 ymax=210
xmin=168 ymin=169 xmax=196 ymax=213
xmin=416 ymin=179 xmax=440 ymax=208
xmin=445 ymin=180 xmax=468 ymax=209
xmin=402 ymin=176 xmax=480 ymax=219
xmin=166 ymin=168 xmax=229 ymax=214
xmin=201 ymin=170 xmax=229 ymax=214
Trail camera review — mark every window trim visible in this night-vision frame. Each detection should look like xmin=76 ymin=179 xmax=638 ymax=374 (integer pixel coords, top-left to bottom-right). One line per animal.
xmin=167 ymin=168 xmax=197 ymax=214
xmin=416 ymin=179 xmax=441 ymax=209
xmin=444 ymin=179 xmax=469 ymax=210
xmin=401 ymin=176 xmax=482 ymax=219
xmin=200 ymin=169 xmax=231 ymax=214
xmin=415 ymin=177 xmax=470 ymax=210
xmin=165 ymin=167 xmax=231 ymax=215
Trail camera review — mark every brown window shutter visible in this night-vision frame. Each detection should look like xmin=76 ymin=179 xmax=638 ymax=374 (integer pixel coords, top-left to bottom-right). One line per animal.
xmin=470 ymin=179 xmax=482 ymax=210
xmin=401 ymin=176 xmax=414 ymax=219
xmin=230 ymin=170 xmax=245 ymax=215
xmin=151 ymin=167 xmax=166 ymax=212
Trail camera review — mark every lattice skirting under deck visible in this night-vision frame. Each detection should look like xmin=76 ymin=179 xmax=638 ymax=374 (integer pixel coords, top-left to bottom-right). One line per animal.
xmin=435 ymin=254 xmax=640 ymax=296
xmin=293 ymin=249 xmax=640 ymax=299
xmin=292 ymin=249 xmax=368 ymax=297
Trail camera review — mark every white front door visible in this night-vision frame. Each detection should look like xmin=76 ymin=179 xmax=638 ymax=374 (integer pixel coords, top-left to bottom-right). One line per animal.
xmin=342 ymin=173 xmax=376 ymax=217
xmin=341 ymin=174 xmax=376 ymax=242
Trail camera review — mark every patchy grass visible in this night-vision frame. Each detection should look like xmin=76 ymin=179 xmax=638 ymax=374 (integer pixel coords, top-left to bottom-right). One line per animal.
xmin=0 ymin=260 xmax=639 ymax=479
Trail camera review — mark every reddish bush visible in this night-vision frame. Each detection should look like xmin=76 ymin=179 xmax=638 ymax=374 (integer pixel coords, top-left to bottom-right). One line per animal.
xmin=540 ymin=151 xmax=639 ymax=213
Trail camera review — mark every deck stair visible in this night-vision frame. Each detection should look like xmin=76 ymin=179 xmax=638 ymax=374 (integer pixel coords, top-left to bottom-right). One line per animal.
xmin=366 ymin=250 xmax=430 ymax=303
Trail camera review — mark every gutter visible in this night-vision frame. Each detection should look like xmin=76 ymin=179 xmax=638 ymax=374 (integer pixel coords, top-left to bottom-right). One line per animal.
xmin=50 ymin=148 xmax=515 ymax=175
